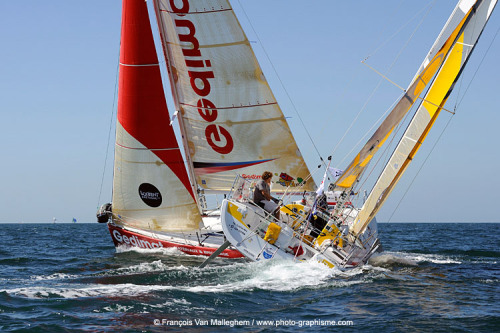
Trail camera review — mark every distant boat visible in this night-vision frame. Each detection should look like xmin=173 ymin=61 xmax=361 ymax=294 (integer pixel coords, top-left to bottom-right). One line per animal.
xmin=96 ymin=0 xmax=314 ymax=257
xmin=72 ymin=218 xmax=77 ymax=223
xmin=52 ymin=217 xmax=57 ymax=224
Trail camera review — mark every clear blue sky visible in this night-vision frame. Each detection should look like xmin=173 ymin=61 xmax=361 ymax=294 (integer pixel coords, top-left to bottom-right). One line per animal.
xmin=0 ymin=0 xmax=498 ymax=223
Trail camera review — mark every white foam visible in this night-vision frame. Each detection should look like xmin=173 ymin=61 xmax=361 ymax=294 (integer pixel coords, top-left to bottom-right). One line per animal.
xmin=356 ymin=263 xmax=391 ymax=273
xmin=471 ymin=260 xmax=497 ymax=264
xmin=2 ymin=283 xmax=175 ymax=299
xmin=112 ymin=260 xmax=190 ymax=274
xmin=370 ymin=251 xmax=461 ymax=265
xmin=398 ymin=252 xmax=461 ymax=264
xmin=2 ymin=258 xmax=382 ymax=299
xmin=147 ymin=298 xmax=191 ymax=309
xmin=3 ymin=255 xmax=396 ymax=300
xmin=30 ymin=273 xmax=79 ymax=281
xmin=182 ymin=260 xmax=368 ymax=293
xmin=115 ymin=245 xmax=185 ymax=256
xmin=102 ymin=304 xmax=135 ymax=312
xmin=368 ymin=253 xmax=418 ymax=267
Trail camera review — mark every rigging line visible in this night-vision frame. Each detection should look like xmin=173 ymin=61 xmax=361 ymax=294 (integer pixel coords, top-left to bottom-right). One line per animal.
xmin=235 ymin=0 xmax=322 ymax=162
xmin=361 ymin=5 xmax=495 ymax=221
xmin=355 ymin=100 xmax=414 ymax=195
xmin=452 ymin=1 xmax=481 ymax=111
xmin=97 ymin=50 xmax=120 ymax=209
xmin=330 ymin=80 xmax=394 ymax=170
xmin=362 ymin=0 xmax=431 ymax=91
xmin=361 ymin=62 xmax=406 ymax=91
xmin=379 ymin=114 xmax=406 ymax=178
xmin=456 ymin=23 xmax=500 ymax=109
xmin=387 ymin=114 xmax=454 ymax=223
xmin=318 ymin=1 xmax=413 ymax=164
xmin=313 ymin=1 xmax=411 ymax=163
xmin=362 ymin=0 xmax=406 ymax=62
xmin=385 ymin=9 xmax=497 ymax=221
xmin=279 ymin=165 xmax=324 ymax=206
xmin=364 ymin=0 xmax=436 ymax=61
xmin=280 ymin=166 xmax=323 ymax=201
xmin=152 ymin=0 xmax=201 ymax=199
xmin=389 ymin=22 xmax=500 ymax=221
xmin=331 ymin=2 xmax=433 ymax=169
xmin=388 ymin=16 xmax=500 ymax=217
xmin=156 ymin=47 xmax=200 ymax=195
xmin=417 ymin=97 xmax=455 ymax=114
xmin=315 ymin=68 xmax=361 ymax=141
xmin=335 ymin=95 xmax=401 ymax=169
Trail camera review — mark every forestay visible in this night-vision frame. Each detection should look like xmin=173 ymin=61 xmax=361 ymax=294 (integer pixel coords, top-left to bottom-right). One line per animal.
xmin=153 ymin=0 xmax=314 ymax=193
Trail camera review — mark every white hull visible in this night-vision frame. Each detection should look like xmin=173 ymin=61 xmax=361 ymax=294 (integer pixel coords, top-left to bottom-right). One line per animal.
xmin=220 ymin=199 xmax=379 ymax=269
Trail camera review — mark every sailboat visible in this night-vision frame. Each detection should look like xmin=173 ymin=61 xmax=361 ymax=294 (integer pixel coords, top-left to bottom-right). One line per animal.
xmin=97 ymin=0 xmax=315 ymax=257
xmin=219 ymin=0 xmax=497 ymax=269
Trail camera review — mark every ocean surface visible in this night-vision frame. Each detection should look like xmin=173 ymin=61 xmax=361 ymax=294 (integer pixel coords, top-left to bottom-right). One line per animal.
xmin=0 ymin=223 xmax=498 ymax=332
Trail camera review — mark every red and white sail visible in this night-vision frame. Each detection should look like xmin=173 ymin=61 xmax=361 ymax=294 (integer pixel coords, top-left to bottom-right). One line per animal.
xmin=153 ymin=0 xmax=314 ymax=193
xmin=112 ymin=0 xmax=202 ymax=232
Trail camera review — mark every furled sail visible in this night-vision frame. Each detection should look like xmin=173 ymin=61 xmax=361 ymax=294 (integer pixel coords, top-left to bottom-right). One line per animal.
xmin=352 ymin=0 xmax=497 ymax=236
xmin=112 ymin=0 xmax=202 ymax=232
xmin=334 ymin=0 xmax=483 ymax=191
xmin=153 ymin=0 xmax=314 ymax=193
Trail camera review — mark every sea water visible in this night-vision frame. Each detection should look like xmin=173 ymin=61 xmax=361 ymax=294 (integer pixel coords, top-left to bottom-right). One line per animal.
xmin=0 ymin=223 xmax=498 ymax=332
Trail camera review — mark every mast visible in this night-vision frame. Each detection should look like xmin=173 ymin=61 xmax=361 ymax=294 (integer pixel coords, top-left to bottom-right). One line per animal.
xmin=352 ymin=0 xmax=497 ymax=237
xmin=152 ymin=0 xmax=202 ymax=212
xmin=333 ymin=1 xmax=489 ymax=196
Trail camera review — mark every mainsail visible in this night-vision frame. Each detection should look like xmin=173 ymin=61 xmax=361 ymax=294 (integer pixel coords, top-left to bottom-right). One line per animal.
xmin=352 ymin=0 xmax=497 ymax=236
xmin=153 ymin=0 xmax=314 ymax=193
xmin=334 ymin=0 xmax=488 ymax=191
xmin=112 ymin=0 xmax=202 ymax=232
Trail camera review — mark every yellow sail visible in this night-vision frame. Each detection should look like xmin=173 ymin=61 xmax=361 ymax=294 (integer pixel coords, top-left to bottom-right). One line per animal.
xmin=352 ymin=0 xmax=497 ymax=236
xmin=334 ymin=3 xmax=477 ymax=190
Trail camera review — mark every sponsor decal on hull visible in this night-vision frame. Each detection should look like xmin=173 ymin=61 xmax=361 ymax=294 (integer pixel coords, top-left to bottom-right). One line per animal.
xmin=108 ymin=224 xmax=242 ymax=258
xmin=112 ymin=229 xmax=164 ymax=249
xmin=262 ymin=250 xmax=273 ymax=259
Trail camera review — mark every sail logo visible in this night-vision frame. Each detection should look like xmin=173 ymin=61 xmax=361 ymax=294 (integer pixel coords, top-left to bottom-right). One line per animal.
xmin=169 ymin=0 xmax=234 ymax=155
xmin=138 ymin=183 xmax=163 ymax=207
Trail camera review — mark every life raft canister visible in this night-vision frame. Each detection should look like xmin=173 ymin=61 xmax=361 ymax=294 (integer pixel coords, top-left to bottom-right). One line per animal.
xmin=263 ymin=222 xmax=281 ymax=244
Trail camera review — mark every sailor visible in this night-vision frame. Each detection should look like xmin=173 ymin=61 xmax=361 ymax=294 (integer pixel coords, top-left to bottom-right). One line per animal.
xmin=309 ymin=193 xmax=329 ymax=238
xmin=253 ymin=171 xmax=280 ymax=219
